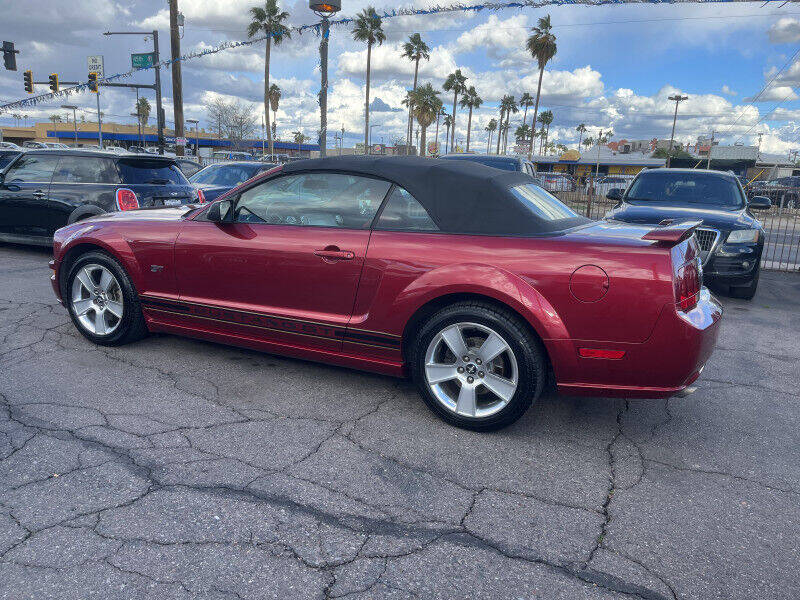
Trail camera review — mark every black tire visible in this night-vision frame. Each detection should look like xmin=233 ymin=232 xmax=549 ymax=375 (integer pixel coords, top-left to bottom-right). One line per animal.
xmin=63 ymin=250 xmax=148 ymax=346
xmin=729 ymin=269 xmax=759 ymax=300
xmin=410 ymin=301 xmax=546 ymax=431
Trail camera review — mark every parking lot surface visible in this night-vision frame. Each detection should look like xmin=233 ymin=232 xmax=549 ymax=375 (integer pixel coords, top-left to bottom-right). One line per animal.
xmin=1 ymin=243 xmax=798 ymax=600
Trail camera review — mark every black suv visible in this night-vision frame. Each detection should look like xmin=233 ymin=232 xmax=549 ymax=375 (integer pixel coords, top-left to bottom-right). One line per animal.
xmin=606 ymin=168 xmax=771 ymax=299
xmin=440 ymin=153 xmax=540 ymax=178
xmin=0 ymin=150 xmax=200 ymax=246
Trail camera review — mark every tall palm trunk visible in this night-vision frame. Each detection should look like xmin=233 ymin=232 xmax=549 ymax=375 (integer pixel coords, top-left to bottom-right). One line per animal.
xmin=496 ymin=108 xmax=504 ymax=154
xmin=486 ymin=131 xmax=491 ymax=153
xmin=578 ymin=129 xmax=583 ymax=150
xmin=522 ymin=105 xmax=529 ymax=127
xmin=273 ymin=108 xmax=278 ymax=140
xmin=545 ymin=123 xmax=550 ymax=153
xmin=407 ymin=57 xmax=419 ymax=155
xmin=450 ymin=92 xmax=458 ymax=152
xmin=528 ymin=65 xmax=544 ymax=159
xmin=420 ymin=125 xmax=427 ymax=157
xmin=434 ymin=113 xmax=440 ymax=155
xmin=264 ymin=37 xmax=273 ymax=157
xmin=503 ymin=114 xmax=511 ymax=154
xmin=445 ymin=124 xmax=450 ymax=154
xmin=465 ymin=106 xmax=474 ymax=153
xmin=364 ymin=42 xmax=372 ymax=152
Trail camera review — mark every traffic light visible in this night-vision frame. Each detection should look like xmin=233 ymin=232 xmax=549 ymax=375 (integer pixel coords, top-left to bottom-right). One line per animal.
xmin=2 ymin=41 xmax=16 ymax=71
xmin=48 ymin=73 xmax=58 ymax=93
xmin=87 ymin=72 xmax=98 ymax=93
xmin=23 ymin=69 xmax=33 ymax=94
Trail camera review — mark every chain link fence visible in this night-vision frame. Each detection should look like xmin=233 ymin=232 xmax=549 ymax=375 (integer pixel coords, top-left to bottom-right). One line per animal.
xmin=551 ymin=179 xmax=800 ymax=273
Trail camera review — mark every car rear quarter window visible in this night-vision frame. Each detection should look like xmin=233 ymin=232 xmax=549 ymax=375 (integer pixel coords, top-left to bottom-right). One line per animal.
xmin=375 ymin=186 xmax=439 ymax=231
xmin=118 ymin=159 xmax=188 ymax=185
xmin=508 ymin=183 xmax=580 ymax=221
xmin=52 ymin=156 xmax=120 ymax=184
xmin=3 ymin=154 xmax=60 ymax=183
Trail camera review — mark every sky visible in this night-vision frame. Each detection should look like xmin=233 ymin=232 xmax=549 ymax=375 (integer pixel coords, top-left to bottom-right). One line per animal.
xmin=2 ymin=0 xmax=800 ymax=155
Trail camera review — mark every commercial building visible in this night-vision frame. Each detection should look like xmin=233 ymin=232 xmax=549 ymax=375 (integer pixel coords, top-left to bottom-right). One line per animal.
xmin=531 ymin=147 xmax=665 ymax=177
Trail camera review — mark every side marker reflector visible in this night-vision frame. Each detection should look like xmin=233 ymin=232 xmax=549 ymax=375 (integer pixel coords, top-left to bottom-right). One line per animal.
xmin=579 ymin=348 xmax=626 ymax=359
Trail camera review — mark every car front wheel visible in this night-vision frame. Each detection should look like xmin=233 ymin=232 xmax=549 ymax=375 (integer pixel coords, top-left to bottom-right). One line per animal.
xmin=64 ymin=251 xmax=148 ymax=346
xmin=410 ymin=302 xmax=546 ymax=431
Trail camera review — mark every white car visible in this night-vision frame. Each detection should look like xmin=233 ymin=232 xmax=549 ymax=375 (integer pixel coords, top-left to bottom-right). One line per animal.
xmin=589 ymin=175 xmax=635 ymax=197
xmin=0 ymin=141 xmax=21 ymax=150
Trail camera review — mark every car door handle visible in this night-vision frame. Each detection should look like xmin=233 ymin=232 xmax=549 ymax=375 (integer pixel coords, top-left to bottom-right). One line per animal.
xmin=314 ymin=248 xmax=355 ymax=261
xmin=32 ymin=191 xmax=47 ymax=198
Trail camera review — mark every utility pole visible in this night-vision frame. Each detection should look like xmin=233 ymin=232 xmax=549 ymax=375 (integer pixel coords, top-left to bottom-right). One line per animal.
xmin=667 ymin=94 xmax=688 ymax=167
xmin=706 ymin=130 xmax=715 ymax=170
xmin=103 ymin=30 xmax=165 ymax=154
xmin=62 ymin=105 xmax=78 ymax=147
xmin=169 ymin=0 xmax=185 ymax=156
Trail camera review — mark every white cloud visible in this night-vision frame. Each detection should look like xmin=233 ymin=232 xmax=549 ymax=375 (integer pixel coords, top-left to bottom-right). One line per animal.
xmin=769 ymin=18 xmax=800 ymax=44
xmin=337 ymin=43 xmax=458 ymax=85
xmin=721 ymin=85 xmax=737 ymax=96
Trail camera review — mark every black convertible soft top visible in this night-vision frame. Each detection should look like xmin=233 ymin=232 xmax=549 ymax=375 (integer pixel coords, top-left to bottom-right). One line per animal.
xmin=281 ymin=155 xmax=588 ymax=235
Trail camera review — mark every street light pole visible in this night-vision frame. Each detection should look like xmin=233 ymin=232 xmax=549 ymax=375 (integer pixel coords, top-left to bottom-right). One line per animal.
xmin=667 ymin=94 xmax=688 ymax=167
xmin=61 ymin=105 xmax=78 ymax=147
xmin=310 ymin=0 xmax=341 ymax=158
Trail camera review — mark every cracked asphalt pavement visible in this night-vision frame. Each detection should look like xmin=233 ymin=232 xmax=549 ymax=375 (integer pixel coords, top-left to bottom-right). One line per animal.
xmin=1 ymin=243 xmax=799 ymax=600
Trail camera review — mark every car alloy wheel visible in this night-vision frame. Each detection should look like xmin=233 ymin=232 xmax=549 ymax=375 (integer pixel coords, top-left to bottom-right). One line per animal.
xmin=70 ymin=263 xmax=124 ymax=336
xmin=423 ymin=322 xmax=519 ymax=419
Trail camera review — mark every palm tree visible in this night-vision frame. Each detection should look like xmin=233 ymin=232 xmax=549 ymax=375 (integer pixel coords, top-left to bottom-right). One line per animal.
xmin=576 ymin=123 xmax=587 ymax=151
xmin=407 ymin=83 xmax=441 ymax=157
xmin=556 ymin=142 xmax=568 ymax=154
xmin=583 ymin=136 xmax=594 ymax=150
xmin=269 ymin=84 xmax=281 ymax=141
xmin=520 ymin=92 xmax=534 ymax=127
xmin=485 ymin=118 xmax=497 ymax=153
xmin=248 ymin=0 xmax=291 ymax=159
xmin=135 ymin=97 xmax=151 ymax=130
xmin=434 ymin=106 xmax=446 ymax=156
xmin=352 ymin=7 xmax=386 ymax=152
xmin=538 ymin=126 xmax=547 ymax=154
xmin=500 ymin=95 xmax=518 ymax=154
xmin=443 ymin=114 xmax=453 ymax=154
xmin=401 ymin=33 xmax=430 ymax=154
xmin=459 ymin=86 xmax=482 ymax=153
xmin=443 ymin=69 xmax=467 ymax=154
xmin=515 ymin=123 xmax=532 ymax=145
xmin=525 ymin=15 xmax=557 ymax=160
xmin=538 ymin=110 xmax=554 ymax=154
xmin=495 ymin=103 xmax=505 ymax=155
xmin=292 ymin=130 xmax=307 ymax=153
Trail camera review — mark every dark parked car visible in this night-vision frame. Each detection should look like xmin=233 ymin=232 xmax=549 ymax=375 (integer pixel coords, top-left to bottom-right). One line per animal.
xmin=0 ymin=150 xmax=201 ymax=246
xmin=0 ymin=149 xmax=22 ymax=170
xmin=189 ymin=161 xmax=278 ymax=203
xmin=440 ymin=153 xmax=539 ymax=178
xmin=750 ymin=176 xmax=800 ymax=208
xmin=174 ymin=158 xmax=203 ymax=178
xmin=606 ymin=168 xmax=770 ymax=299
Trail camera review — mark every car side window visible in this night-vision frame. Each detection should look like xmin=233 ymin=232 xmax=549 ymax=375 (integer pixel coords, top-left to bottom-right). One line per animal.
xmin=375 ymin=186 xmax=439 ymax=232
xmin=4 ymin=154 xmax=60 ymax=183
xmin=52 ymin=156 xmax=120 ymax=184
xmin=234 ymin=173 xmax=391 ymax=229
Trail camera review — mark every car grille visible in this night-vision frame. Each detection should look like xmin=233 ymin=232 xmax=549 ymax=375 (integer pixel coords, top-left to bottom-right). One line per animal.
xmin=694 ymin=228 xmax=719 ymax=264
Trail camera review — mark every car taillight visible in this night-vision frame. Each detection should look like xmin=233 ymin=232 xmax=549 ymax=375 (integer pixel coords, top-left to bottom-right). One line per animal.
xmin=674 ymin=258 xmax=701 ymax=312
xmin=196 ymin=188 xmax=206 ymax=204
xmin=115 ymin=188 xmax=139 ymax=211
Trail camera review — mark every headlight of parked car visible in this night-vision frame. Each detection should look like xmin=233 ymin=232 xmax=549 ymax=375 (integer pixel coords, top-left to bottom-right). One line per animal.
xmin=727 ymin=229 xmax=760 ymax=243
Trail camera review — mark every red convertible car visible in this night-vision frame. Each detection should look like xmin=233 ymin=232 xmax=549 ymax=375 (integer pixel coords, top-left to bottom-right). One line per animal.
xmin=50 ymin=157 xmax=722 ymax=430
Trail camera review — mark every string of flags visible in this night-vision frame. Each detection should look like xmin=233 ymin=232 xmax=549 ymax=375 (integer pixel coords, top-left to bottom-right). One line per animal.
xmin=0 ymin=0 xmax=792 ymax=114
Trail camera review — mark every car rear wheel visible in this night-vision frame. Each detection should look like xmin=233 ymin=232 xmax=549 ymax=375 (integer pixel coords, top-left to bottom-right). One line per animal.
xmin=64 ymin=251 xmax=148 ymax=346
xmin=410 ymin=302 xmax=546 ymax=430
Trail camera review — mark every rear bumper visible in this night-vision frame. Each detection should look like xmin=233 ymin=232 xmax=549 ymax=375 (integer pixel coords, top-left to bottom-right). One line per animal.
xmin=553 ymin=288 xmax=722 ymax=399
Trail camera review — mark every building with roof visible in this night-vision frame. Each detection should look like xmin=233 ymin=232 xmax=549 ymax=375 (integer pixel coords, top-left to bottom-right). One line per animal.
xmin=530 ymin=146 xmax=665 ymax=177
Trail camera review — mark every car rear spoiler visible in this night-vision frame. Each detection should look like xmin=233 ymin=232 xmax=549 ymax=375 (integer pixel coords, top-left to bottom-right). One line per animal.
xmin=641 ymin=220 xmax=703 ymax=245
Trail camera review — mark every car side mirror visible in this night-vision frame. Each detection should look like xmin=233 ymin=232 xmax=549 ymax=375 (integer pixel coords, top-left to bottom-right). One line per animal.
xmin=206 ymin=199 xmax=232 ymax=222
xmin=606 ymin=188 xmax=624 ymax=201
xmin=748 ymin=196 xmax=771 ymax=210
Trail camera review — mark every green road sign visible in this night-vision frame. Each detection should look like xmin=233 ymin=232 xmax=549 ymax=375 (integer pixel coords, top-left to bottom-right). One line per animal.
xmin=131 ymin=52 xmax=155 ymax=69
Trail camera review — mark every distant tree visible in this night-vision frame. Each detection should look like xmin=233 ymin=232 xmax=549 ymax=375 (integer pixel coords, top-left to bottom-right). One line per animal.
xmin=485 ymin=118 xmax=497 ymax=153
xmin=538 ymin=110 xmax=554 ymax=153
xmin=135 ymin=97 xmax=151 ymax=131
xmin=459 ymin=86 xmax=482 ymax=153
xmin=499 ymin=95 xmax=518 ymax=154
xmin=443 ymin=69 xmax=468 ymax=153
xmin=443 ymin=114 xmax=453 ymax=154
xmin=526 ymin=14 xmax=557 ymax=160
xmin=583 ymin=136 xmax=594 ymax=150
xmin=206 ymin=98 xmax=259 ymax=149
xmin=520 ymin=92 xmax=534 ymax=128
xmin=401 ymin=33 xmax=430 ymax=153
xmin=268 ymin=83 xmax=281 ymax=141
xmin=576 ymin=123 xmax=587 ymax=150
xmin=408 ymin=83 xmax=442 ymax=157
xmin=248 ymin=0 xmax=291 ymax=158
xmin=352 ymin=7 xmax=386 ymax=151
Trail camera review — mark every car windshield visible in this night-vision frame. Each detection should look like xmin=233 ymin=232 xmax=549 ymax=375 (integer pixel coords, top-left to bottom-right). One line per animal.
xmin=625 ymin=171 xmax=745 ymax=209
xmin=117 ymin=159 xmax=187 ymax=185
xmin=508 ymin=183 xmax=580 ymax=222
xmin=190 ymin=164 xmax=261 ymax=186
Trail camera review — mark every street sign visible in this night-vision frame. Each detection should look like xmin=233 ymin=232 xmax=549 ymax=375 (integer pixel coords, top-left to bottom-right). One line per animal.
xmin=131 ymin=52 xmax=155 ymax=69
xmin=87 ymin=55 xmax=104 ymax=78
